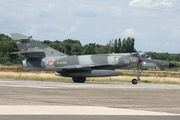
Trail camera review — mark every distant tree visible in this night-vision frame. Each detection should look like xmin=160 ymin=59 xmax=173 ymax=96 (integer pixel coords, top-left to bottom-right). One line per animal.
xmin=43 ymin=39 xmax=83 ymax=55
xmin=94 ymin=44 xmax=108 ymax=54
xmin=63 ymin=39 xmax=82 ymax=55
xmin=121 ymin=38 xmax=126 ymax=53
xmin=114 ymin=39 xmax=118 ymax=53
xmin=0 ymin=34 xmax=20 ymax=64
xmin=108 ymin=40 xmax=112 ymax=53
xmin=117 ymin=38 xmax=122 ymax=53
xmin=107 ymin=37 xmax=136 ymax=53
xmin=82 ymin=43 xmax=96 ymax=55
xmin=128 ymin=37 xmax=136 ymax=52
xmin=71 ymin=43 xmax=83 ymax=55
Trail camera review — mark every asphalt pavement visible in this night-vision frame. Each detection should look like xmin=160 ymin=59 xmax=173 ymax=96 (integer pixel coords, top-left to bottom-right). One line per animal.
xmin=0 ymin=79 xmax=180 ymax=120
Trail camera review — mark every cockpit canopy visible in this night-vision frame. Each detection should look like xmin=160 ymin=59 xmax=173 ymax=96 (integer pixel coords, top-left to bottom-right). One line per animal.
xmin=131 ymin=52 xmax=153 ymax=59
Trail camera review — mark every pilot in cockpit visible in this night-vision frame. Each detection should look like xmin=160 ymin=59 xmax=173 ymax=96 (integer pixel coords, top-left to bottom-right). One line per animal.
xmin=139 ymin=53 xmax=153 ymax=59
xmin=132 ymin=52 xmax=153 ymax=59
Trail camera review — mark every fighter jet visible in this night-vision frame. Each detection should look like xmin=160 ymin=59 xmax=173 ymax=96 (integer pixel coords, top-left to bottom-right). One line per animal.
xmin=10 ymin=33 xmax=175 ymax=84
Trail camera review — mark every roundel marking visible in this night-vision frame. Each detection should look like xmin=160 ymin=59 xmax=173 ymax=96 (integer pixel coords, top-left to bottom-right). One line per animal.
xmin=47 ymin=60 xmax=54 ymax=66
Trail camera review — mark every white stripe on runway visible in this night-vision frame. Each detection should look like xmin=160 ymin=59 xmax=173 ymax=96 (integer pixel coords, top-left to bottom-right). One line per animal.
xmin=0 ymin=106 xmax=178 ymax=115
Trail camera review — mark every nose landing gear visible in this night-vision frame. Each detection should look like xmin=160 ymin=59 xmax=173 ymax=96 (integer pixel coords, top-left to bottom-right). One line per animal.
xmin=132 ymin=68 xmax=141 ymax=85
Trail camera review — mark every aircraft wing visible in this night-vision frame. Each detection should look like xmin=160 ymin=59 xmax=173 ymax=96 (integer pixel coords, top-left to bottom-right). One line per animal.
xmin=55 ymin=64 xmax=113 ymax=71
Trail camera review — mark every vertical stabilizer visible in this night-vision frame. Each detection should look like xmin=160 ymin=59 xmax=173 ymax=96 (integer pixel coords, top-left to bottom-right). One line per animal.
xmin=11 ymin=33 xmax=67 ymax=57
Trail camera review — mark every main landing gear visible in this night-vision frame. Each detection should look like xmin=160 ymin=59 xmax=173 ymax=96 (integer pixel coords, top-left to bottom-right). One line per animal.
xmin=72 ymin=77 xmax=86 ymax=83
xmin=132 ymin=68 xmax=141 ymax=85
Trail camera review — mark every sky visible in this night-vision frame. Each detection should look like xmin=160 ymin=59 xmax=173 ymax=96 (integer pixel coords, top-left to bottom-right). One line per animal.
xmin=0 ymin=0 xmax=180 ymax=53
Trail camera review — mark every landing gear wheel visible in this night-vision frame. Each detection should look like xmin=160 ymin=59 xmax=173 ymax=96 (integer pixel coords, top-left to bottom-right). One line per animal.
xmin=78 ymin=77 xmax=86 ymax=83
xmin=72 ymin=77 xmax=86 ymax=83
xmin=72 ymin=77 xmax=79 ymax=83
xmin=132 ymin=79 xmax=138 ymax=85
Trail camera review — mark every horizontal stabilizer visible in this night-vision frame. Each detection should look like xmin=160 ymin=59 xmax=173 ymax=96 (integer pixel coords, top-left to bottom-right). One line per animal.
xmin=10 ymin=51 xmax=44 ymax=55
xmin=10 ymin=51 xmax=45 ymax=58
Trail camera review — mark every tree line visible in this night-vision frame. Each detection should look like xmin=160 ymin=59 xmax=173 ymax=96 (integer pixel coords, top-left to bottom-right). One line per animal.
xmin=0 ymin=33 xmax=179 ymax=65
xmin=43 ymin=37 xmax=136 ymax=55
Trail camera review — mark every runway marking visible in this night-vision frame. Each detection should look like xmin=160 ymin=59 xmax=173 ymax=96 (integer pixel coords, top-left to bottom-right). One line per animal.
xmin=0 ymin=106 xmax=179 ymax=115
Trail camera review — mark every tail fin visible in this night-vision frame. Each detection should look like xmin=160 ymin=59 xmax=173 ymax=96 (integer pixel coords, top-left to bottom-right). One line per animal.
xmin=11 ymin=33 xmax=67 ymax=58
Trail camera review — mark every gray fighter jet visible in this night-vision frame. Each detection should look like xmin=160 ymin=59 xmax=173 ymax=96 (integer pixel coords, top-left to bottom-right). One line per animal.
xmin=10 ymin=33 xmax=175 ymax=84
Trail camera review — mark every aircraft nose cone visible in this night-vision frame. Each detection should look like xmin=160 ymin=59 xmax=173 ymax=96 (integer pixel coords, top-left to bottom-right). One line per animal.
xmin=169 ymin=63 xmax=176 ymax=68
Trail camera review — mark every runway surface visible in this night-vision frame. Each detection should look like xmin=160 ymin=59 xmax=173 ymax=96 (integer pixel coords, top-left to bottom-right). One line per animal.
xmin=0 ymin=79 xmax=180 ymax=119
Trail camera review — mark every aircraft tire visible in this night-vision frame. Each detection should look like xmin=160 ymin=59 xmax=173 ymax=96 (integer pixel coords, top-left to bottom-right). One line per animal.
xmin=132 ymin=79 xmax=138 ymax=85
xmin=78 ymin=77 xmax=86 ymax=83
xmin=72 ymin=77 xmax=86 ymax=83
xmin=72 ymin=77 xmax=79 ymax=83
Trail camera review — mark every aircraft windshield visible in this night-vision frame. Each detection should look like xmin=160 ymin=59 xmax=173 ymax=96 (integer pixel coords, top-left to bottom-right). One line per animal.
xmin=131 ymin=52 xmax=153 ymax=59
